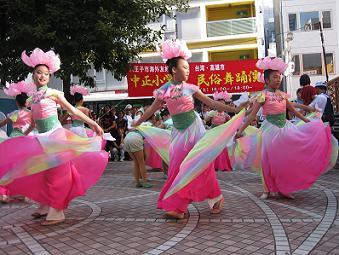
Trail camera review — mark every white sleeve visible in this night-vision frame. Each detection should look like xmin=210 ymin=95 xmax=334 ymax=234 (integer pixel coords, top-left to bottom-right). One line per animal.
xmin=127 ymin=116 xmax=133 ymax=130
xmin=309 ymin=97 xmax=318 ymax=108
xmin=316 ymin=96 xmax=328 ymax=113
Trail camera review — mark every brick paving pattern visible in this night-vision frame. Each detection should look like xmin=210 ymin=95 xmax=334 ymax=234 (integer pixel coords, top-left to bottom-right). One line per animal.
xmin=1 ymin=161 xmax=339 ymax=255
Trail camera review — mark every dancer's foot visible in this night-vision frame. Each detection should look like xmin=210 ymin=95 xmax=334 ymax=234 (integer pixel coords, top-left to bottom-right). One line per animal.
xmin=211 ymin=198 xmax=224 ymax=214
xmin=260 ymin=192 xmax=269 ymax=199
xmin=135 ymin=181 xmax=143 ymax=188
xmin=0 ymin=195 xmax=10 ymax=204
xmin=41 ymin=219 xmax=65 ymax=226
xmin=13 ymin=195 xmax=26 ymax=202
xmin=165 ymin=211 xmax=185 ymax=219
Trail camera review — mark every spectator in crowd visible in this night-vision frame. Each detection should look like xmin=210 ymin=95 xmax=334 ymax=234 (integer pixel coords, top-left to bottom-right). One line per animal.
xmin=115 ymin=110 xmax=128 ymax=132
xmin=124 ymin=104 xmax=134 ymax=130
xmin=99 ymin=105 xmax=116 ymax=158
xmin=296 ymin=88 xmax=303 ymax=104
xmin=111 ymin=127 xmax=126 ymax=162
xmin=110 ymin=107 xmax=117 ymax=120
xmin=300 ymin=74 xmax=317 ymax=105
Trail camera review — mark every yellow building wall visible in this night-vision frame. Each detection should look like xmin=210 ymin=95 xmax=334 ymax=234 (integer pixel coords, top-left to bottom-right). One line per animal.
xmin=209 ymin=49 xmax=258 ymax=62
xmin=207 ymin=3 xmax=255 ymax=21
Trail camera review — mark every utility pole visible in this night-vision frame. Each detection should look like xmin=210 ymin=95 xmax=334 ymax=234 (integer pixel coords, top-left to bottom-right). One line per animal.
xmin=273 ymin=0 xmax=283 ymax=58
xmin=319 ymin=21 xmax=329 ymax=82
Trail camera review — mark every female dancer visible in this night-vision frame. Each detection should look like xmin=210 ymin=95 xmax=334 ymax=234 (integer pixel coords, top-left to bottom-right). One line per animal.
xmin=65 ymin=84 xmax=92 ymax=137
xmin=133 ymin=40 xmax=246 ymax=219
xmin=0 ymin=81 xmax=35 ymax=203
xmin=234 ymin=57 xmax=337 ymax=199
xmin=0 ymin=48 xmax=108 ymax=225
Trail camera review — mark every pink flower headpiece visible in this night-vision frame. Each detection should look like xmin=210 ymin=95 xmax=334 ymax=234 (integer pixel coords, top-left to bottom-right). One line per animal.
xmin=3 ymin=81 xmax=37 ymax=97
xmin=256 ymin=57 xmax=288 ymax=73
xmin=213 ymin=91 xmax=232 ymax=102
xmin=70 ymin=85 xmax=90 ymax=96
xmin=159 ymin=40 xmax=192 ymax=62
xmin=21 ymin=48 xmax=61 ymax=74
xmin=256 ymin=57 xmax=288 ymax=83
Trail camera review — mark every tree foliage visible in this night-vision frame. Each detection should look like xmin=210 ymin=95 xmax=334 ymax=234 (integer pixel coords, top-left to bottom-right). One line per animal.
xmin=0 ymin=0 xmax=189 ymax=98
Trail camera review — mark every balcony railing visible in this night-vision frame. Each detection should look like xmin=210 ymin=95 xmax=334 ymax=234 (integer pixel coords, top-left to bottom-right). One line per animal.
xmin=207 ymin=17 xmax=256 ymax=37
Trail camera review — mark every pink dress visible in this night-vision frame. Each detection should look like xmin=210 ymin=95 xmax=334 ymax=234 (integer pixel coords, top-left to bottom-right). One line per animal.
xmin=0 ymin=108 xmax=33 ymax=196
xmin=145 ymin=141 xmax=163 ymax=170
xmin=154 ymin=82 xmax=222 ymax=214
xmin=0 ymin=87 xmax=108 ymax=209
xmin=8 ymin=108 xmax=33 ymax=137
xmin=69 ymin=107 xmax=95 ymax=137
xmin=210 ymin=111 xmax=232 ymax=171
xmin=233 ymin=90 xmax=338 ymax=194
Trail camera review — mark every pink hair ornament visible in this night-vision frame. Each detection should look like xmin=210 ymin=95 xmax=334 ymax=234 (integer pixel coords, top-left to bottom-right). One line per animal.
xmin=256 ymin=57 xmax=288 ymax=83
xmin=3 ymin=81 xmax=37 ymax=97
xmin=256 ymin=57 xmax=288 ymax=73
xmin=159 ymin=40 xmax=192 ymax=62
xmin=213 ymin=91 xmax=232 ymax=102
xmin=21 ymin=48 xmax=61 ymax=74
xmin=70 ymin=85 xmax=90 ymax=96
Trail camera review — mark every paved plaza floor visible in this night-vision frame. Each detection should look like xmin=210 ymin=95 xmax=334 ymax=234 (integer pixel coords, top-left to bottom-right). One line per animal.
xmin=1 ymin=161 xmax=339 ymax=255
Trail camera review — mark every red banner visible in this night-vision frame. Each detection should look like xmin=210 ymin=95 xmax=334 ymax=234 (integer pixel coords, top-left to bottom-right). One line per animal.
xmin=127 ymin=59 xmax=263 ymax=97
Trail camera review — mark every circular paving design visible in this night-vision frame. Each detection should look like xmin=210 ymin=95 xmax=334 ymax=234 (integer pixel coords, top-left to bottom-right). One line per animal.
xmin=1 ymin=161 xmax=339 ymax=255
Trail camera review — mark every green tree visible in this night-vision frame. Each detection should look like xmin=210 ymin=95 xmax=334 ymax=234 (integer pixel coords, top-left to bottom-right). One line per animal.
xmin=0 ymin=0 xmax=188 ymax=99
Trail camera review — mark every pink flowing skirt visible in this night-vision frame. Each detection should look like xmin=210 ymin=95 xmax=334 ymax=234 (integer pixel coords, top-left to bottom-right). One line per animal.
xmin=232 ymin=119 xmax=337 ymax=194
xmin=157 ymin=117 xmax=221 ymax=213
xmin=144 ymin=141 xmax=163 ymax=170
xmin=214 ymin=148 xmax=232 ymax=171
xmin=0 ymin=128 xmax=108 ymax=209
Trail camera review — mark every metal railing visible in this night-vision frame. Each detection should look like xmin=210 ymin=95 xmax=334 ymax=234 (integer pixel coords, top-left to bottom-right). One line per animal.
xmin=207 ymin=17 xmax=256 ymax=37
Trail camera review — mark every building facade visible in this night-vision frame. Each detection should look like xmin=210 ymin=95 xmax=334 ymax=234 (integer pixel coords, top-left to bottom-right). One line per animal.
xmin=84 ymin=0 xmax=267 ymax=98
xmin=280 ymin=0 xmax=338 ymax=96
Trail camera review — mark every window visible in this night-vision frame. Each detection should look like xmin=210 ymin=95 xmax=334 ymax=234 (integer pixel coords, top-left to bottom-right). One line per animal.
xmin=288 ymin=14 xmax=297 ymax=31
xmin=325 ymin=53 xmax=334 ymax=74
xmin=293 ymin=53 xmax=335 ymax=76
xmin=292 ymin=55 xmax=300 ymax=75
xmin=322 ymin=11 xmax=331 ymax=29
xmin=300 ymin=12 xmax=319 ymax=31
xmin=302 ymin=53 xmax=322 ymax=75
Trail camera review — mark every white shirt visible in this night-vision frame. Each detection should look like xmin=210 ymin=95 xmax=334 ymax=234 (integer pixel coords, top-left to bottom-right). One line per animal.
xmin=309 ymin=93 xmax=328 ymax=116
xmin=124 ymin=114 xmax=134 ymax=130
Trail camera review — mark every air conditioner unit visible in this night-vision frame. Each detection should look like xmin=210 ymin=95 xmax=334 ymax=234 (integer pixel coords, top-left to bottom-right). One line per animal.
xmin=236 ymin=10 xmax=248 ymax=17
xmin=240 ymin=55 xmax=250 ymax=60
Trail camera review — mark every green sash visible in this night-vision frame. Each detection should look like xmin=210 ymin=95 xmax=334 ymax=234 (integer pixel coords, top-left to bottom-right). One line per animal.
xmin=266 ymin=113 xmax=286 ymax=128
xmin=35 ymin=115 xmax=60 ymax=133
xmin=172 ymin=110 xmax=196 ymax=130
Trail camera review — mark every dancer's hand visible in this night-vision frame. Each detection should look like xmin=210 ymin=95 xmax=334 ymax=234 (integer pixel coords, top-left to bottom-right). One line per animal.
xmin=92 ymin=123 xmax=104 ymax=136
xmin=239 ymin=101 xmax=250 ymax=109
xmin=234 ymin=131 xmax=243 ymax=139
